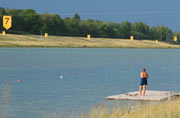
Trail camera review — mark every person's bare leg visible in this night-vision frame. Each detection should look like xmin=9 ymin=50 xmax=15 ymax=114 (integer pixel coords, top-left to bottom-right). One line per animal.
xmin=143 ymin=85 xmax=146 ymax=96
xmin=139 ymin=86 xmax=142 ymax=96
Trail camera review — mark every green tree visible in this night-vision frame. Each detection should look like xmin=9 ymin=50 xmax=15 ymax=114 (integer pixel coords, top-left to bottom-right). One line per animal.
xmin=0 ymin=7 xmax=5 ymax=15
xmin=79 ymin=19 xmax=108 ymax=37
xmin=150 ymin=25 xmax=173 ymax=41
xmin=74 ymin=13 xmax=80 ymax=20
xmin=113 ymin=21 xmax=131 ymax=39
xmin=40 ymin=13 xmax=65 ymax=35
xmin=105 ymin=23 xmax=117 ymax=38
xmin=20 ymin=9 xmax=41 ymax=34
xmin=131 ymin=22 xmax=150 ymax=40
xmin=64 ymin=15 xmax=81 ymax=36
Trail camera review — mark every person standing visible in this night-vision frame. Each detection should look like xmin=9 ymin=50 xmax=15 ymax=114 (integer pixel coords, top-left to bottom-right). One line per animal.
xmin=139 ymin=68 xmax=149 ymax=96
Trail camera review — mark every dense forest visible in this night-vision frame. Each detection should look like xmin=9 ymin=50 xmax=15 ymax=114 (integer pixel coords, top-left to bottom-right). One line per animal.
xmin=0 ymin=7 xmax=180 ymax=42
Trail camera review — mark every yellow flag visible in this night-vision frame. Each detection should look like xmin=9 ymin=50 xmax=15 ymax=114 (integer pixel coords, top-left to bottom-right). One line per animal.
xmin=3 ymin=16 xmax=12 ymax=30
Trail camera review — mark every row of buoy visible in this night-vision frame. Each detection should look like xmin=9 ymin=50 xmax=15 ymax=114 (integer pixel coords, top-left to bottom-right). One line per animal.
xmin=16 ymin=65 xmax=180 ymax=83
xmin=16 ymin=75 xmax=64 ymax=83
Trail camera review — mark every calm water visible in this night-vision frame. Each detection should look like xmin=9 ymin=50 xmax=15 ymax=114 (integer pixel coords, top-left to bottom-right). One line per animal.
xmin=0 ymin=48 xmax=180 ymax=118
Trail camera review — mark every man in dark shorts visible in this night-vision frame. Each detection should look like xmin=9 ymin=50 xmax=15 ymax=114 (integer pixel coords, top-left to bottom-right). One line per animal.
xmin=139 ymin=68 xmax=149 ymax=96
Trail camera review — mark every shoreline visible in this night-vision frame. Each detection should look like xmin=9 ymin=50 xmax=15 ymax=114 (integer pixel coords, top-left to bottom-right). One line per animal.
xmin=1 ymin=45 xmax=180 ymax=48
xmin=0 ymin=34 xmax=180 ymax=48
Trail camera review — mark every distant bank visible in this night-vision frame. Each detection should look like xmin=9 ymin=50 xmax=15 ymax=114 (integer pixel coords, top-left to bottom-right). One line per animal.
xmin=0 ymin=34 xmax=180 ymax=48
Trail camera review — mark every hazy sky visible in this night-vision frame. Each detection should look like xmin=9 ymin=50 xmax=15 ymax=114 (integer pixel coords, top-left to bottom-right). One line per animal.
xmin=1 ymin=0 xmax=180 ymax=30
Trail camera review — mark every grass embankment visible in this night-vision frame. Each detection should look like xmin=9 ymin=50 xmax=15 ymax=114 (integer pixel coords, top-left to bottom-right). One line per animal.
xmin=0 ymin=34 xmax=180 ymax=48
xmin=43 ymin=99 xmax=180 ymax=118
xmin=87 ymin=99 xmax=180 ymax=118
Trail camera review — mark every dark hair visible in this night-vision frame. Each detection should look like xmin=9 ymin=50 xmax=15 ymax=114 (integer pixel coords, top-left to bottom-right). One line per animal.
xmin=142 ymin=68 xmax=146 ymax=72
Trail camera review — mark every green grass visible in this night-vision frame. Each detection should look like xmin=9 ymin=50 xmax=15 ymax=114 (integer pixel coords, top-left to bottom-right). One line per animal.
xmin=0 ymin=34 xmax=180 ymax=48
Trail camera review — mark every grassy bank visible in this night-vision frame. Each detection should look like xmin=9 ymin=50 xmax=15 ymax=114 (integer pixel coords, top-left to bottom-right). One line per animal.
xmin=86 ymin=99 xmax=180 ymax=118
xmin=0 ymin=34 xmax=180 ymax=48
xmin=42 ymin=99 xmax=180 ymax=118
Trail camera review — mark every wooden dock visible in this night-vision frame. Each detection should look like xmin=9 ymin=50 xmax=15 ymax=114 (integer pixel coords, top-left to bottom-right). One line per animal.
xmin=105 ymin=90 xmax=180 ymax=101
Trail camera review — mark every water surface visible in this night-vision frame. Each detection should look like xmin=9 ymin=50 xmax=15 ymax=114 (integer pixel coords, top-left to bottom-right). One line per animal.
xmin=0 ymin=48 xmax=180 ymax=118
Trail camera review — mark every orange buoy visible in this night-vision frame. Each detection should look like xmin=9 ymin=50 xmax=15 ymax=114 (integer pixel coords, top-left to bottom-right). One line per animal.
xmin=17 ymin=80 xmax=21 ymax=83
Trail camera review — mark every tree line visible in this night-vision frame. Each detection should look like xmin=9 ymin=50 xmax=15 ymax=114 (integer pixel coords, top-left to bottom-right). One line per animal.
xmin=0 ymin=7 xmax=180 ymax=42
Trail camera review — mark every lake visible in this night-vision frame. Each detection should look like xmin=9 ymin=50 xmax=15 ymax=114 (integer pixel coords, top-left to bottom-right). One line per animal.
xmin=0 ymin=48 xmax=180 ymax=118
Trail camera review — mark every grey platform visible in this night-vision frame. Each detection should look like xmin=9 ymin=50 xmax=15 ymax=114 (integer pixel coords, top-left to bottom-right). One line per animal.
xmin=105 ymin=90 xmax=180 ymax=101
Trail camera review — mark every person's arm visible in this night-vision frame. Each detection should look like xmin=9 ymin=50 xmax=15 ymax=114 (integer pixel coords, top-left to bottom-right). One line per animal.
xmin=140 ymin=72 xmax=143 ymax=78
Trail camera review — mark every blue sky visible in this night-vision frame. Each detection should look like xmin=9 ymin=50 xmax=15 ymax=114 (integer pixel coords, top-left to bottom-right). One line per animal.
xmin=1 ymin=0 xmax=180 ymax=31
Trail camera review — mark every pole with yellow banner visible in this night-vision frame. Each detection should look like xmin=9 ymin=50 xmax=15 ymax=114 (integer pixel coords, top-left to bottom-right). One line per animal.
xmin=2 ymin=16 xmax=12 ymax=37
xmin=3 ymin=16 xmax=12 ymax=30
